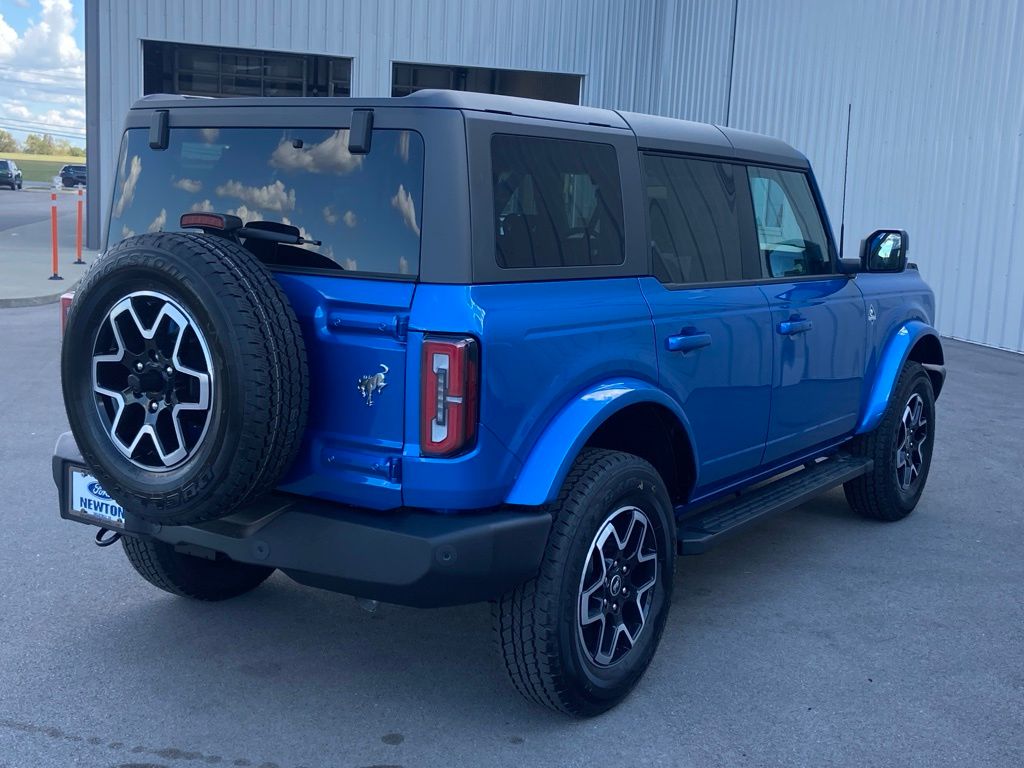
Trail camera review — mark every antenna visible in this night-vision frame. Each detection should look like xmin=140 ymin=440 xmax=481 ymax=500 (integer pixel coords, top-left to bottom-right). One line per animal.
xmin=839 ymin=103 xmax=852 ymax=259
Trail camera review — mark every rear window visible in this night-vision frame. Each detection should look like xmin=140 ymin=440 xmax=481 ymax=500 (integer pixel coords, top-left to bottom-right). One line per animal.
xmin=108 ymin=126 xmax=424 ymax=277
xmin=491 ymin=134 xmax=624 ymax=269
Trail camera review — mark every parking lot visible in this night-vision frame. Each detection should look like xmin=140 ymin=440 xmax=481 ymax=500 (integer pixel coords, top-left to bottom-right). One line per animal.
xmin=0 ymin=302 xmax=1021 ymax=768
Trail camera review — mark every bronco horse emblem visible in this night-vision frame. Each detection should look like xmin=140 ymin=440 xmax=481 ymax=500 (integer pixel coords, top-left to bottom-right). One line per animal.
xmin=357 ymin=364 xmax=389 ymax=406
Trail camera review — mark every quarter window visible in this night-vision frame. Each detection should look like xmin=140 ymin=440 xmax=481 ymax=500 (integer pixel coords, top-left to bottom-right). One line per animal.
xmin=491 ymin=135 xmax=625 ymax=269
xmin=747 ymin=167 xmax=831 ymax=278
xmin=643 ymin=154 xmax=753 ymax=284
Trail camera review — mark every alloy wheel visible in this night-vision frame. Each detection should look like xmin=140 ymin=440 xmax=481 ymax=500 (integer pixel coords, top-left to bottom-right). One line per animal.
xmin=91 ymin=290 xmax=214 ymax=471
xmin=577 ymin=505 xmax=658 ymax=667
xmin=895 ymin=392 xmax=928 ymax=492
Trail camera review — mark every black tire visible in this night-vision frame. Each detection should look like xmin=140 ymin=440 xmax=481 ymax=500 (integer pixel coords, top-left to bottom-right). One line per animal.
xmin=494 ymin=448 xmax=676 ymax=716
xmin=61 ymin=232 xmax=308 ymax=526
xmin=122 ymin=536 xmax=273 ymax=600
xmin=844 ymin=361 xmax=935 ymax=521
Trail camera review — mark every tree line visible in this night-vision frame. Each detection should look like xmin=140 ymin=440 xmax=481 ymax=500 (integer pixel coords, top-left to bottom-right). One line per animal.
xmin=0 ymin=129 xmax=86 ymax=157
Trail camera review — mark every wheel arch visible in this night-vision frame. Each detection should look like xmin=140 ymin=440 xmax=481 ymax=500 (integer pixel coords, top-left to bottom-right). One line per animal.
xmin=856 ymin=320 xmax=945 ymax=435
xmin=504 ymin=379 xmax=698 ymax=507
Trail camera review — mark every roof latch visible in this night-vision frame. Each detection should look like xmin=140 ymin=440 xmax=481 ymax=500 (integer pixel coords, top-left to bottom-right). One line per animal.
xmin=149 ymin=110 xmax=169 ymax=150
xmin=348 ymin=109 xmax=374 ymax=154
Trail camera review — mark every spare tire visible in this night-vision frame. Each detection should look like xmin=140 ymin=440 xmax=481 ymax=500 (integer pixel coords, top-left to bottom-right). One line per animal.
xmin=61 ymin=232 xmax=308 ymax=525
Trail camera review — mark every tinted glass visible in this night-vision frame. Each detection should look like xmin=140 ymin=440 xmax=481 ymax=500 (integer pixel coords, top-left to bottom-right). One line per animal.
xmin=108 ymin=127 xmax=424 ymax=277
xmin=492 ymin=134 xmax=624 ymax=269
xmin=0 ymin=161 xmax=8 ymax=171
xmin=747 ymin=167 xmax=831 ymax=278
xmin=643 ymin=154 xmax=750 ymax=284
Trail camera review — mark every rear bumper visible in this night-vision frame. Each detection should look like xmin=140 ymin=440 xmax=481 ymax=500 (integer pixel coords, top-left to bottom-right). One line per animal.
xmin=53 ymin=432 xmax=551 ymax=607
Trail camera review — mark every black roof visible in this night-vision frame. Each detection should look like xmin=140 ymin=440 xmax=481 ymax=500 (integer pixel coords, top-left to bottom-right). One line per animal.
xmin=132 ymin=89 xmax=808 ymax=169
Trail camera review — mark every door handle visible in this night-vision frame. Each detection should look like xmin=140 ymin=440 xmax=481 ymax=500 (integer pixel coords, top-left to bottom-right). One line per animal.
xmin=777 ymin=316 xmax=814 ymax=335
xmin=666 ymin=331 xmax=712 ymax=353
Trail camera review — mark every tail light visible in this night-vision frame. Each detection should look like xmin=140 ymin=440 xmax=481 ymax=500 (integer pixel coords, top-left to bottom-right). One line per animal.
xmin=420 ymin=336 xmax=479 ymax=457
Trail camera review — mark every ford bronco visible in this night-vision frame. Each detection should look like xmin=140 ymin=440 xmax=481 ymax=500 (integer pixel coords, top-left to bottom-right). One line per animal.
xmin=54 ymin=91 xmax=945 ymax=716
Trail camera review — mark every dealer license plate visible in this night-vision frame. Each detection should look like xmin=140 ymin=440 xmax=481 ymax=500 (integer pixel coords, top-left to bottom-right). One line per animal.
xmin=67 ymin=467 xmax=125 ymax=528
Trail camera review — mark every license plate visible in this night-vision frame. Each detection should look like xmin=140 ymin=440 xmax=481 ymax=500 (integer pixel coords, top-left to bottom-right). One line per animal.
xmin=67 ymin=468 xmax=125 ymax=529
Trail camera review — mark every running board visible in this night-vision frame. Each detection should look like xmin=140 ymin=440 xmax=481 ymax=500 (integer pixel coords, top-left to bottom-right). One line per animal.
xmin=679 ymin=454 xmax=873 ymax=554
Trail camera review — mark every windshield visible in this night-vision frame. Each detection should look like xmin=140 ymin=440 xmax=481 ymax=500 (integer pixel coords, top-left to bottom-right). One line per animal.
xmin=108 ymin=126 xmax=425 ymax=277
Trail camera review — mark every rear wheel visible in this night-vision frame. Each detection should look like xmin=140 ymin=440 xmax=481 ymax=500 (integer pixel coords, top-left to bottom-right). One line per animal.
xmin=494 ymin=449 xmax=676 ymax=716
xmin=122 ymin=536 xmax=273 ymax=601
xmin=844 ymin=361 xmax=935 ymax=521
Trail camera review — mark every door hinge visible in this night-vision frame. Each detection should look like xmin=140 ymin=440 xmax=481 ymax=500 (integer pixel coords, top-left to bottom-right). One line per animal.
xmin=393 ymin=315 xmax=409 ymax=341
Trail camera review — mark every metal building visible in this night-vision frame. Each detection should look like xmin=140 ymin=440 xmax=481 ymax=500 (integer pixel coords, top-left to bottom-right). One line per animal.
xmin=85 ymin=0 xmax=1024 ymax=352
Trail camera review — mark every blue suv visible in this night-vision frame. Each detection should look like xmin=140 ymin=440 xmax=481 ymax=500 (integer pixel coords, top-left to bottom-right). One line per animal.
xmin=54 ymin=91 xmax=945 ymax=716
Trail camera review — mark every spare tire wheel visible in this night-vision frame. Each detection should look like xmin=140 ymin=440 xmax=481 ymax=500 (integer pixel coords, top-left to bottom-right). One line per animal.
xmin=61 ymin=232 xmax=308 ymax=526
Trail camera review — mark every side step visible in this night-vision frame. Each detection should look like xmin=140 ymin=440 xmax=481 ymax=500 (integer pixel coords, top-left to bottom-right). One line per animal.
xmin=679 ymin=454 xmax=873 ymax=554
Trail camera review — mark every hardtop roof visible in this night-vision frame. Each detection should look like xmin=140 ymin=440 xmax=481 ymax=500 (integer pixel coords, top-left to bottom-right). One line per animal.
xmin=130 ymin=89 xmax=808 ymax=168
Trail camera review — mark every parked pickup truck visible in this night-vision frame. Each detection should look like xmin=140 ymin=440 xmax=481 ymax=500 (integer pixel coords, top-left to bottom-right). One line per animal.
xmin=54 ymin=91 xmax=944 ymax=716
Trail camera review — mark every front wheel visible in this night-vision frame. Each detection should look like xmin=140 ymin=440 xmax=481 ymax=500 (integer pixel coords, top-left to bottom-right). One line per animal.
xmin=494 ymin=449 xmax=676 ymax=716
xmin=844 ymin=361 xmax=936 ymax=521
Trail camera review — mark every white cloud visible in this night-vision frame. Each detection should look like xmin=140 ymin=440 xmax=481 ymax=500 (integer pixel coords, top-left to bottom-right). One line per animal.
xmin=322 ymin=205 xmax=338 ymax=225
xmin=120 ymin=225 xmax=135 ymax=240
xmin=112 ymin=155 xmax=141 ymax=217
xmin=226 ymin=205 xmax=263 ymax=224
xmin=146 ymin=208 xmax=167 ymax=233
xmin=399 ymin=256 xmax=410 ymax=274
xmin=3 ymin=102 xmax=31 ymax=119
xmin=343 ymin=258 xmax=358 ymax=271
xmin=174 ymin=178 xmax=202 ymax=193
xmin=190 ymin=199 xmax=214 ymax=212
xmin=215 ymin=179 xmax=295 ymax=212
xmin=397 ymin=131 xmax=410 ymax=163
xmin=270 ymin=130 xmax=363 ymax=175
xmin=390 ymin=184 xmax=420 ymax=236
xmin=343 ymin=210 xmax=357 ymax=228
xmin=0 ymin=0 xmax=85 ymax=138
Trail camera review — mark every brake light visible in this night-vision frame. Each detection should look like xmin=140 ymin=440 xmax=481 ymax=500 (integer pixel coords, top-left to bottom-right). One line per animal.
xmin=421 ymin=336 xmax=479 ymax=457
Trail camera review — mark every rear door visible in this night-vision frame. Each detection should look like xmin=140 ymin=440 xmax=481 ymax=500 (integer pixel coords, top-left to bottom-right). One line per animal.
xmin=746 ymin=166 xmax=867 ymax=463
xmin=639 ymin=154 xmax=773 ymax=490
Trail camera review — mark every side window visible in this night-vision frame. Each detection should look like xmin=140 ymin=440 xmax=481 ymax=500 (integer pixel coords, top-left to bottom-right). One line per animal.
xmin=747 ymin=167 xmax=831 ymax=278
xmin=642 ymin=154 xmax=752 ymax=284
xmin=491 ymin=134 xmax=624 ymax=269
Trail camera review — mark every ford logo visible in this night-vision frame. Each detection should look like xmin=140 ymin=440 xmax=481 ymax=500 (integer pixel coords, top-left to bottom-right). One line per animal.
xmin=87 ymin=481 xmax=111 ymax=500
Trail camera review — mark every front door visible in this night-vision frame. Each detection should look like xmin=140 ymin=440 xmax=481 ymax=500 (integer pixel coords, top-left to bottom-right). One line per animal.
xmin=640 ymin=154 xmax=772 ymax=490
xmin=745 ymin=166 xmax=867 ymax=463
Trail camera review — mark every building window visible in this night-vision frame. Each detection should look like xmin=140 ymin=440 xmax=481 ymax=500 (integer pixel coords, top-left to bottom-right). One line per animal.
xmin=392 ymin=62 xmax=581 ymax=104
xmin=143 ymin=41 xmax=351 ymax=98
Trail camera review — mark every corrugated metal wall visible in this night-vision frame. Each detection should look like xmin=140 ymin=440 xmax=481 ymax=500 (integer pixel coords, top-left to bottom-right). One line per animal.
xmin=91 ymin=0 xmax=1024 ymax=351
xmin=92 ymin=0 xmax=732 ymax=243
xmin=728 ymin=0 xmax=1024 ymax=352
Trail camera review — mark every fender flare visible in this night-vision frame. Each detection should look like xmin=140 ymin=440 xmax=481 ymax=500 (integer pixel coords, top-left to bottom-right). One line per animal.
xmin=504 ymin=378 xmax=697 ymax=506
xmin=856 ymin=320 xmax=943 ymax=434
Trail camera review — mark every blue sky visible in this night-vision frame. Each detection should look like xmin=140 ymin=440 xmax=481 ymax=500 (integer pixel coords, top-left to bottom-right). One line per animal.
xmin=0 ymin=0 xmax=86 ymax=147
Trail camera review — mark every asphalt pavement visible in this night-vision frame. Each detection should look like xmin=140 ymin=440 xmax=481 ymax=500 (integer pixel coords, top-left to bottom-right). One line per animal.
xmin=0 ymin=304 xmax=1021 ymax=768
xmin=0 ymin=186 xmax=97 ymax=306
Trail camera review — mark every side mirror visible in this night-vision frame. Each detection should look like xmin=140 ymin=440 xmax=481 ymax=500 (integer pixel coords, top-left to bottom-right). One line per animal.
xmin=860 ymin=229 xmax=908 ymax=273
